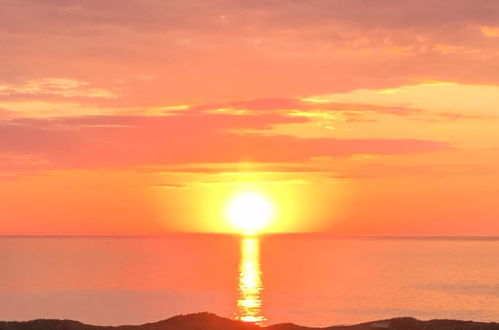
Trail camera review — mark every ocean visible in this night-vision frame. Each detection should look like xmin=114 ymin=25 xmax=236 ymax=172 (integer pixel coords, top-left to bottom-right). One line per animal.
xmin=2 ymin=235 xmax=499 ymax=326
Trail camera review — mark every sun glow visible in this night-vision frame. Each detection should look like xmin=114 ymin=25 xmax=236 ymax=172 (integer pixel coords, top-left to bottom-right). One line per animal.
xmin=227 ymin=192 xmax=274 ymax=235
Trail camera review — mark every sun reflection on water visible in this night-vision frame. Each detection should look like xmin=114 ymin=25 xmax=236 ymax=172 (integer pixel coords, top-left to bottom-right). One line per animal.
xmin=234 ymin=237 xmax=265 ymax=324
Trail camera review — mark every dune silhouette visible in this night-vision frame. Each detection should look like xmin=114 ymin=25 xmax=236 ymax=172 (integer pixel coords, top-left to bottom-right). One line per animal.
xmin=2 ymin=313 xmax=499 ymax=330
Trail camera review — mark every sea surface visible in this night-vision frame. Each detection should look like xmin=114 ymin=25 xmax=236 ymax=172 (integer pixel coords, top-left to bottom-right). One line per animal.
xmin=2 ymin=235 xmax=499 ymax=326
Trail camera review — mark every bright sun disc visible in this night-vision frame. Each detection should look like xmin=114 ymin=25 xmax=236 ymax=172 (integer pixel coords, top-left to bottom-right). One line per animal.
xmin=228 ymin=192 xmax=273 ymax=234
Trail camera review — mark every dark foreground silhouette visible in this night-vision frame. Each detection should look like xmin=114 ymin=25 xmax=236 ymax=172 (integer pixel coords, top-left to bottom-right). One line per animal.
xmin=2 ymin=313 xmax=499 ymax=330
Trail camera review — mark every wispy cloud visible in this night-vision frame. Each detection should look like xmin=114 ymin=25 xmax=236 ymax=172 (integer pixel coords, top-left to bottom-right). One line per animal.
xmin=0 ymin=78 xmax=117 ymax=99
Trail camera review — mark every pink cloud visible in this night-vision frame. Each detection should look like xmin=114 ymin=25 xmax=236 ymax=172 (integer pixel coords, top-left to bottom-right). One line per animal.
xmin=2 ymin=0 xmax=499 ymax=108
xmin=0 ymin=112 xmax=449 ymax=173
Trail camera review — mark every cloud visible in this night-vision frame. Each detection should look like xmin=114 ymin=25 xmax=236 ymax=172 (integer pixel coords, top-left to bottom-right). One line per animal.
xmin=331 ymin=163 xmax=481 ymax=179
xmin=2 ymin=0 xmax=499 ymax=34
xmin=189 ymin=98 xmax=420 ymax=116
xmin=139 ymin=164 xmax=327 ymax=175
xmin=0 ymin=112 xmax=449 ymax=173
xmin=419 ymin=112 xmax=495 ymax=122
xmin=480 ymin=26 xmax=499 ymax=38
xmin=2 ymin=0 xmax=499 ymax=107
xmin=0 ymin=78 xmax=117 ymax=99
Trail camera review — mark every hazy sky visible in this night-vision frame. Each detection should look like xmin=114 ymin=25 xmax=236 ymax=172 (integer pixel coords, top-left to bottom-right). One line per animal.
xmin=1 ymin=0 xmax=499 ymax=235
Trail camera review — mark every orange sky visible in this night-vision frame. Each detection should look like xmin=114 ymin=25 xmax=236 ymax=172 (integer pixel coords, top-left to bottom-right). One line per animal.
xmin=1 ymin=0 xmax=499 ymax=235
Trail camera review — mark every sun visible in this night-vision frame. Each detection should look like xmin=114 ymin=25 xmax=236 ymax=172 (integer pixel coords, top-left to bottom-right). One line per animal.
xmin=227 ymin=192 xmax=274 ymax=235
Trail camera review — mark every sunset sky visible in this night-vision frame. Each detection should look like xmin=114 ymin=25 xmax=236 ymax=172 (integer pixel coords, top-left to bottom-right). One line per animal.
xmin=2 ymin=0 xmax=499 ymax=235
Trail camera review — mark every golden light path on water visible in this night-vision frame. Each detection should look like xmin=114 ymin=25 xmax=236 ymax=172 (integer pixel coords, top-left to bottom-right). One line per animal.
xmin=234 ymin=237 xmax=265 ymax=324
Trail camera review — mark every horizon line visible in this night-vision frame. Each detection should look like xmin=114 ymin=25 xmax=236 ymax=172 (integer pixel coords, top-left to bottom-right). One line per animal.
xmin=2 ymin=233 xmax=499 ymax=240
